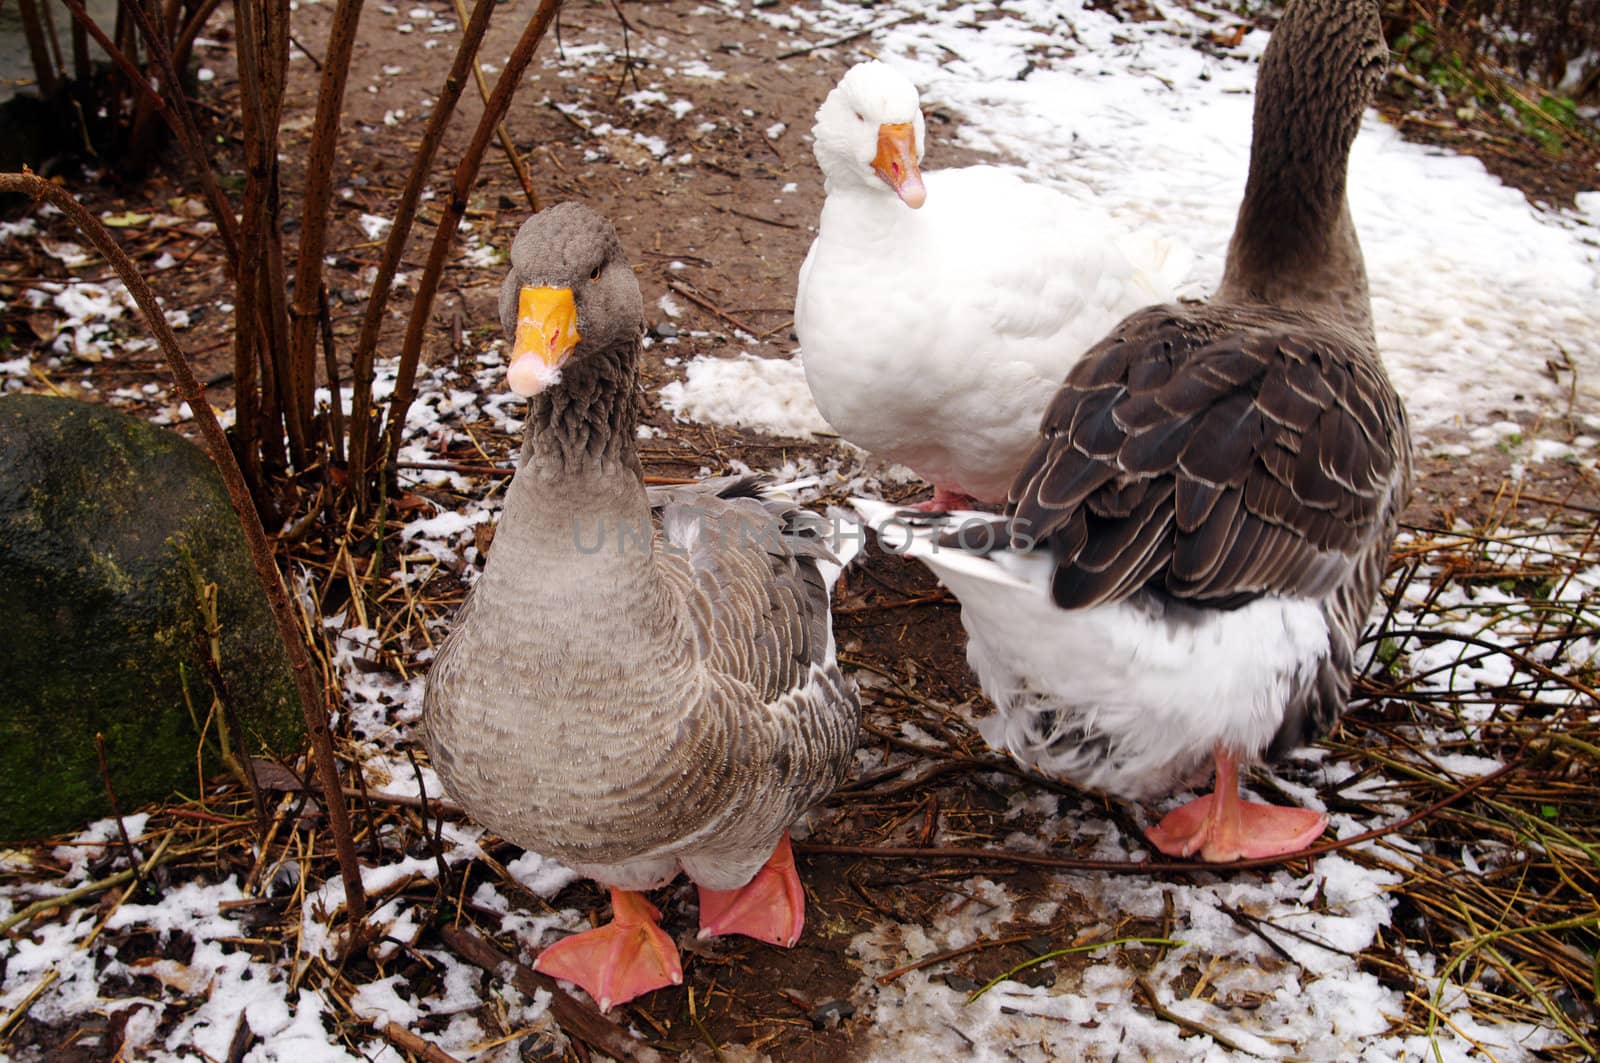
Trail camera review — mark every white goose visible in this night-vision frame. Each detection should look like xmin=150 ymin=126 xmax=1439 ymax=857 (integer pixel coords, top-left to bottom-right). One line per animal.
xmin=425 ymin=204 xmax=860 ymax=1010
xmin=797 ymin=60 xmax=1193 ymax=510
xmin=856 ymin=0 xmax=1411 ymax=862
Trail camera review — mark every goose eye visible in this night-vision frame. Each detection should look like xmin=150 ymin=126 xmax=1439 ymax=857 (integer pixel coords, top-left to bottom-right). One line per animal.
xmin=589 ymin=265 xmax=602 ymax=281
xmin=853 ymin=111 xmax=866 ymax=123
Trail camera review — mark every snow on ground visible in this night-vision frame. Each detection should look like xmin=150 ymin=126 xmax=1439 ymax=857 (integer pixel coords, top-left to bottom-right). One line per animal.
xmin=660 ymin=351 xmax=834 ymax=438
xmin=3 ymin=1 xmax=1598 ymax=1061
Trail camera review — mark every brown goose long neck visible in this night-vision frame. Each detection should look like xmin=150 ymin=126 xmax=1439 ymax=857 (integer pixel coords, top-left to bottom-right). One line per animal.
xmin=1217 ymin=0 xmax=1384 ymax=335
xmin=520 ymin=341 xmax=645 ymax=477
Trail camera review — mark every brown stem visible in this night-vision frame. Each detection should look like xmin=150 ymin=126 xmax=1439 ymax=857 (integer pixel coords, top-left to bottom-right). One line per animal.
xmin=285 ymin=0 xmax=365 ymax=470
xmin=345 ymin=0 xmax=505 ymax=511
xmin=228 ymin=4 xmax=293 ymax=495
xmin=70 ymin=8 xmax=91 ymax=83
xmin=449 ymin=0 xmax=539 ymax=212
xmin=380 ymin=0 xmax=564 ymax=472
xmin=122 ymin=0 xmax=223 ymax=202
xmin=16 ymin=0 xmax=59 ymax=95
xmin=318 ymin=284 xmax=345 ymax=462
xmin=58 ymin=0 xmax=241 ymax=266
xmin=172 ymin=0 xmax=227 ymax=76
xmin=93 ymin=733 xmax=145 ymax=893
xmin=379 ymin=1024 xmax=461 ymax=1063
xmin=231 ymin=0 xmax=286 ymax=501
xmin=0 ymin=172 xmax=369 ymax=934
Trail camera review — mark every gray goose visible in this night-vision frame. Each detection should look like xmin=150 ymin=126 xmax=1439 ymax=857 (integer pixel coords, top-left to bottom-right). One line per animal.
xmin=854 ymin=0 xmax=1411 ymax=861
xmin=423 ymin=203 xmax=859 ymax=1009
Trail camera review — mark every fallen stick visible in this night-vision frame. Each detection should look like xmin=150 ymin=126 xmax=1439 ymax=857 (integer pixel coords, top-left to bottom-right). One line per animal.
xmin=875 ymin=928 xmax=1043 ymax=985
xmin=0 ymin=834 xmax=177 ymax=935
xmin=1135 ymin=974 xmax=1261 ymax=1057
xmin=381 ymin=1022 xmax=463 ymax=1063
xmin=664 ymin=278 xmax=760 ymax=337
xmin=776 ymin=12 xmax=919 ymax=60
xmin=833 ymin=590 xmax=955 ymax=615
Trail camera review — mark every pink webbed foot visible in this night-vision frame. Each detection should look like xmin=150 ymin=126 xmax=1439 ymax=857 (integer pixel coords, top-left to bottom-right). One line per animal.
xmin=533 ymin=888 xmax=683 ymax=1011
xmin=1144 ymin=748 xmax=1328 ymax=862
xmin=697 ymin=833 xmax=806 ymax=947
xmin=907 ymin=485 xmax=982 ymax=513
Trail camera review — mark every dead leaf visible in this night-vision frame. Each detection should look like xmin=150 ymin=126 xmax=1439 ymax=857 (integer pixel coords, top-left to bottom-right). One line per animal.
xmin=25 ymin=313 xmax=57 ymax=342
xmin=1210 ymin=24 xmax=1248 ymax=48
xmin=249 ymin=757 xmax=306 ymax=792
xmin=129 ymin=957 xmax=215 ymax=994
xmin=473 ymin=522 xmax=496 ymax=558
xmin=391 ymin=491 xmax=436 ymax=514
xmin=102 ymin=211 xmax=152 ymax=228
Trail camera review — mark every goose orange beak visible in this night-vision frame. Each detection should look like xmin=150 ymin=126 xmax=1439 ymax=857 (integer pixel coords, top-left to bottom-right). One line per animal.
xmin=507 ymin=286 xmax=580 ymax=396
xmin=872 ymin=122 xmax=926 ymax=209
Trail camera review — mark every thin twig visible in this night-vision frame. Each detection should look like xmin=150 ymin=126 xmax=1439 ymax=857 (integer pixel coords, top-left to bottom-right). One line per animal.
xmin=0 ymin=969 xmax=58 ymax=1042
xmin=348 ymin=0 xmax=507 ymax=510
xmin=775 ymin=12 xmax=919 ymax=60
xmin=1134 ymin=974 xmax=1264 ymax=1057
xmin=450 ymin=0 xmax=539 ymax=211
xmin=1427 ymin=909 xmax=1600 ymax=1062
xmin=382 ymin=0 xmax=565 ymax=474
xmin=664 ymin=278 xmax=760 ymax=336
xmin=93 ymin=733 xmax=145 ymax=893
xmin=406 ymin=748 xmax=453 ymax=900
xmin=380 ymin=1023 xmax=463 ymax=1063
xmin=0 ymin=833 xmax=177 ymax=936
xmin=876 ymin=928 xmax=1047 ymax=985
xmin=966 ymin=937 xmax=1188 ymax=1004
xmin=834 ymin=590 xmax=955 ymax=615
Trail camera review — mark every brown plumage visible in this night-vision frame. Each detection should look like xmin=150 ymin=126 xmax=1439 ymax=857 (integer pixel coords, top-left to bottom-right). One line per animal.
xmin=858 ymin=0 xmax=1413 ymax=861
xmin=1010 ymin=0 xmax=1412 ymax=760
xmin=424 ymin=203 xmax=860 ymax=895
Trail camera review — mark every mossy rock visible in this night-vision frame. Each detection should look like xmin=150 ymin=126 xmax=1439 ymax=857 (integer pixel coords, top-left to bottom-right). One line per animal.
xmin=0 ymin=395 xmax=303 ymax=839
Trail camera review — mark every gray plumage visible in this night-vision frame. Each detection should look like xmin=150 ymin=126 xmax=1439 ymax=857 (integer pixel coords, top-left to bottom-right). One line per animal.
xmin=424 ymin=203 xmax=860 ymax=892
xmin=1007 ymin=0 xmax=1412 ymax=776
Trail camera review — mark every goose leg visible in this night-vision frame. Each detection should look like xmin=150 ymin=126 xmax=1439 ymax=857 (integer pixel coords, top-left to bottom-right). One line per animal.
xmin=1144 ymin=747 xmax=1327 ymax=862
xmin=697 ymin=833 xmax=806 ymax=947
xmin=533 ymin=887 xmax=683 ymax=1011
xmin=908 ymin=485 xmax=981 ymax=512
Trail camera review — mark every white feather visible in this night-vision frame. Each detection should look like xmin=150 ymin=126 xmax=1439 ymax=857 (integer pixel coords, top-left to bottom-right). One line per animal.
xmin=799 ymin=62 xmax=1196 ymax=502
xmin=850 ymin=498 xmax=1330 ymax=798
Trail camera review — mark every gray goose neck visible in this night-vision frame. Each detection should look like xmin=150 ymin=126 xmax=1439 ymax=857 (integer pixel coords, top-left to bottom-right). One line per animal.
xmin=1217 ymin=0 xmax=1384 ymax=336
xmin=520 ymin=341 xmax=645 ymax=478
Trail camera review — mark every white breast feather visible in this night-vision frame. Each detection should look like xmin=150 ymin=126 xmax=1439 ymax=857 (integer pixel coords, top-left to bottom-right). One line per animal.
xmin=852 ymin=499 xmax=1331 ymax=798
xmin=799 ymin=169 xmax=1192 ymax=502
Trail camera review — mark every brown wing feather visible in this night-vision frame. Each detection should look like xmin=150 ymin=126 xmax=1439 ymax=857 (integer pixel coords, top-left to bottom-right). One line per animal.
xmin=1012 ymin=304 xmax=1406 ymax=611
xmin=654 ymin=479 xmax=839 ymax=702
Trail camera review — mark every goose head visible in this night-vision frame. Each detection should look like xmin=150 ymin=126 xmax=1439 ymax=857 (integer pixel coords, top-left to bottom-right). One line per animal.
xmin=499 ymin=202 xmax=644 ymax=397
xmin=811 ymin=60 xmax=927 ymax=209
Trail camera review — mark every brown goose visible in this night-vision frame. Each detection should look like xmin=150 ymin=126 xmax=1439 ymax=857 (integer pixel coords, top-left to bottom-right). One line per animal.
xmin=423 ymin=203 xmax=860 ymax=1009
xmin=855 ymin=0 xmax=1411 ymax=861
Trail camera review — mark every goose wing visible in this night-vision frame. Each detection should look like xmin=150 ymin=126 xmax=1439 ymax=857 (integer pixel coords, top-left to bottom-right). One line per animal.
xmin=652 ymin=477 xmax=850 ymax=703
xmin=1011 ymin=305 xmax=1409 ymax=611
